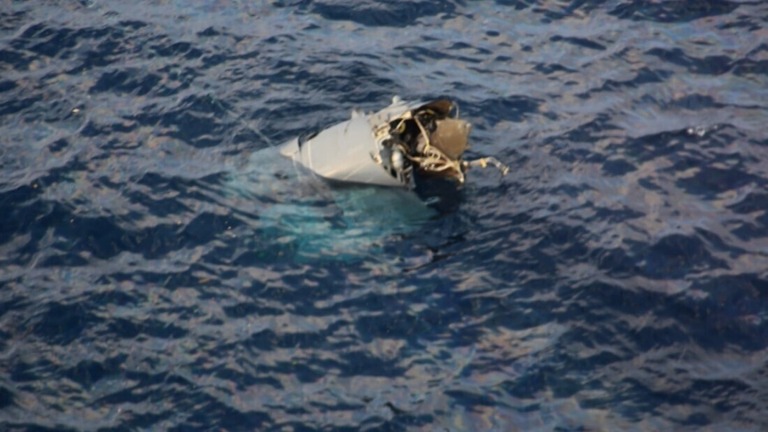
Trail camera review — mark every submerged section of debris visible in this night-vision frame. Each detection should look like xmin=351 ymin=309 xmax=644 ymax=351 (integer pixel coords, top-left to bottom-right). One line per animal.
xmin=280 ymin=96 xmax=508 ymax=188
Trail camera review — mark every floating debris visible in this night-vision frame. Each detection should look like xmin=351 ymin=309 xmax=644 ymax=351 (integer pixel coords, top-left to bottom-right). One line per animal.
xmin=279 ymin=96 xmax=508 ymax=189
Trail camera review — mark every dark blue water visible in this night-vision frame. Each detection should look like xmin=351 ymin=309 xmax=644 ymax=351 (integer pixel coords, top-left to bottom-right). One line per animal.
xmin=2 ymin=1 xmax=768 ymax=430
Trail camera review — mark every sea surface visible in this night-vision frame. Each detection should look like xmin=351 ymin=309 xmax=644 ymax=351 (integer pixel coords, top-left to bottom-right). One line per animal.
xmin=2 ymin=1 xmax=768 ymax=431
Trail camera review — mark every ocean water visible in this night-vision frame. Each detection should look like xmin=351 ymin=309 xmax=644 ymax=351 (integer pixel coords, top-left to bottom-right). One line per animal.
xmin=1 ymin=1 xmax=767 ymax=430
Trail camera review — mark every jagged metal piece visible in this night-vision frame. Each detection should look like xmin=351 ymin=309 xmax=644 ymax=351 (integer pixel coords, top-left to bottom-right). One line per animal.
xmin=279 ymin=96 xmax=474 ymax=189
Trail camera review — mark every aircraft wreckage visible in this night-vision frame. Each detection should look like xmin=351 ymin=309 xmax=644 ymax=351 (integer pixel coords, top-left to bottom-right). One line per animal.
xmin=279 ymin=96 xmax=508 ymax=189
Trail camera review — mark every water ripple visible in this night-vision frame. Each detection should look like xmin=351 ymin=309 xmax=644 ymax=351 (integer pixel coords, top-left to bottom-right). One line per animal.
xmin=1 ymin=0 xmax=768 ymax=430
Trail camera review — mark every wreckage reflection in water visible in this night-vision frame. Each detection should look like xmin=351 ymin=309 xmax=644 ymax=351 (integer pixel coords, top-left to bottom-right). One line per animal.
xmin=221 ymin=142 xmax=439 ymax=263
